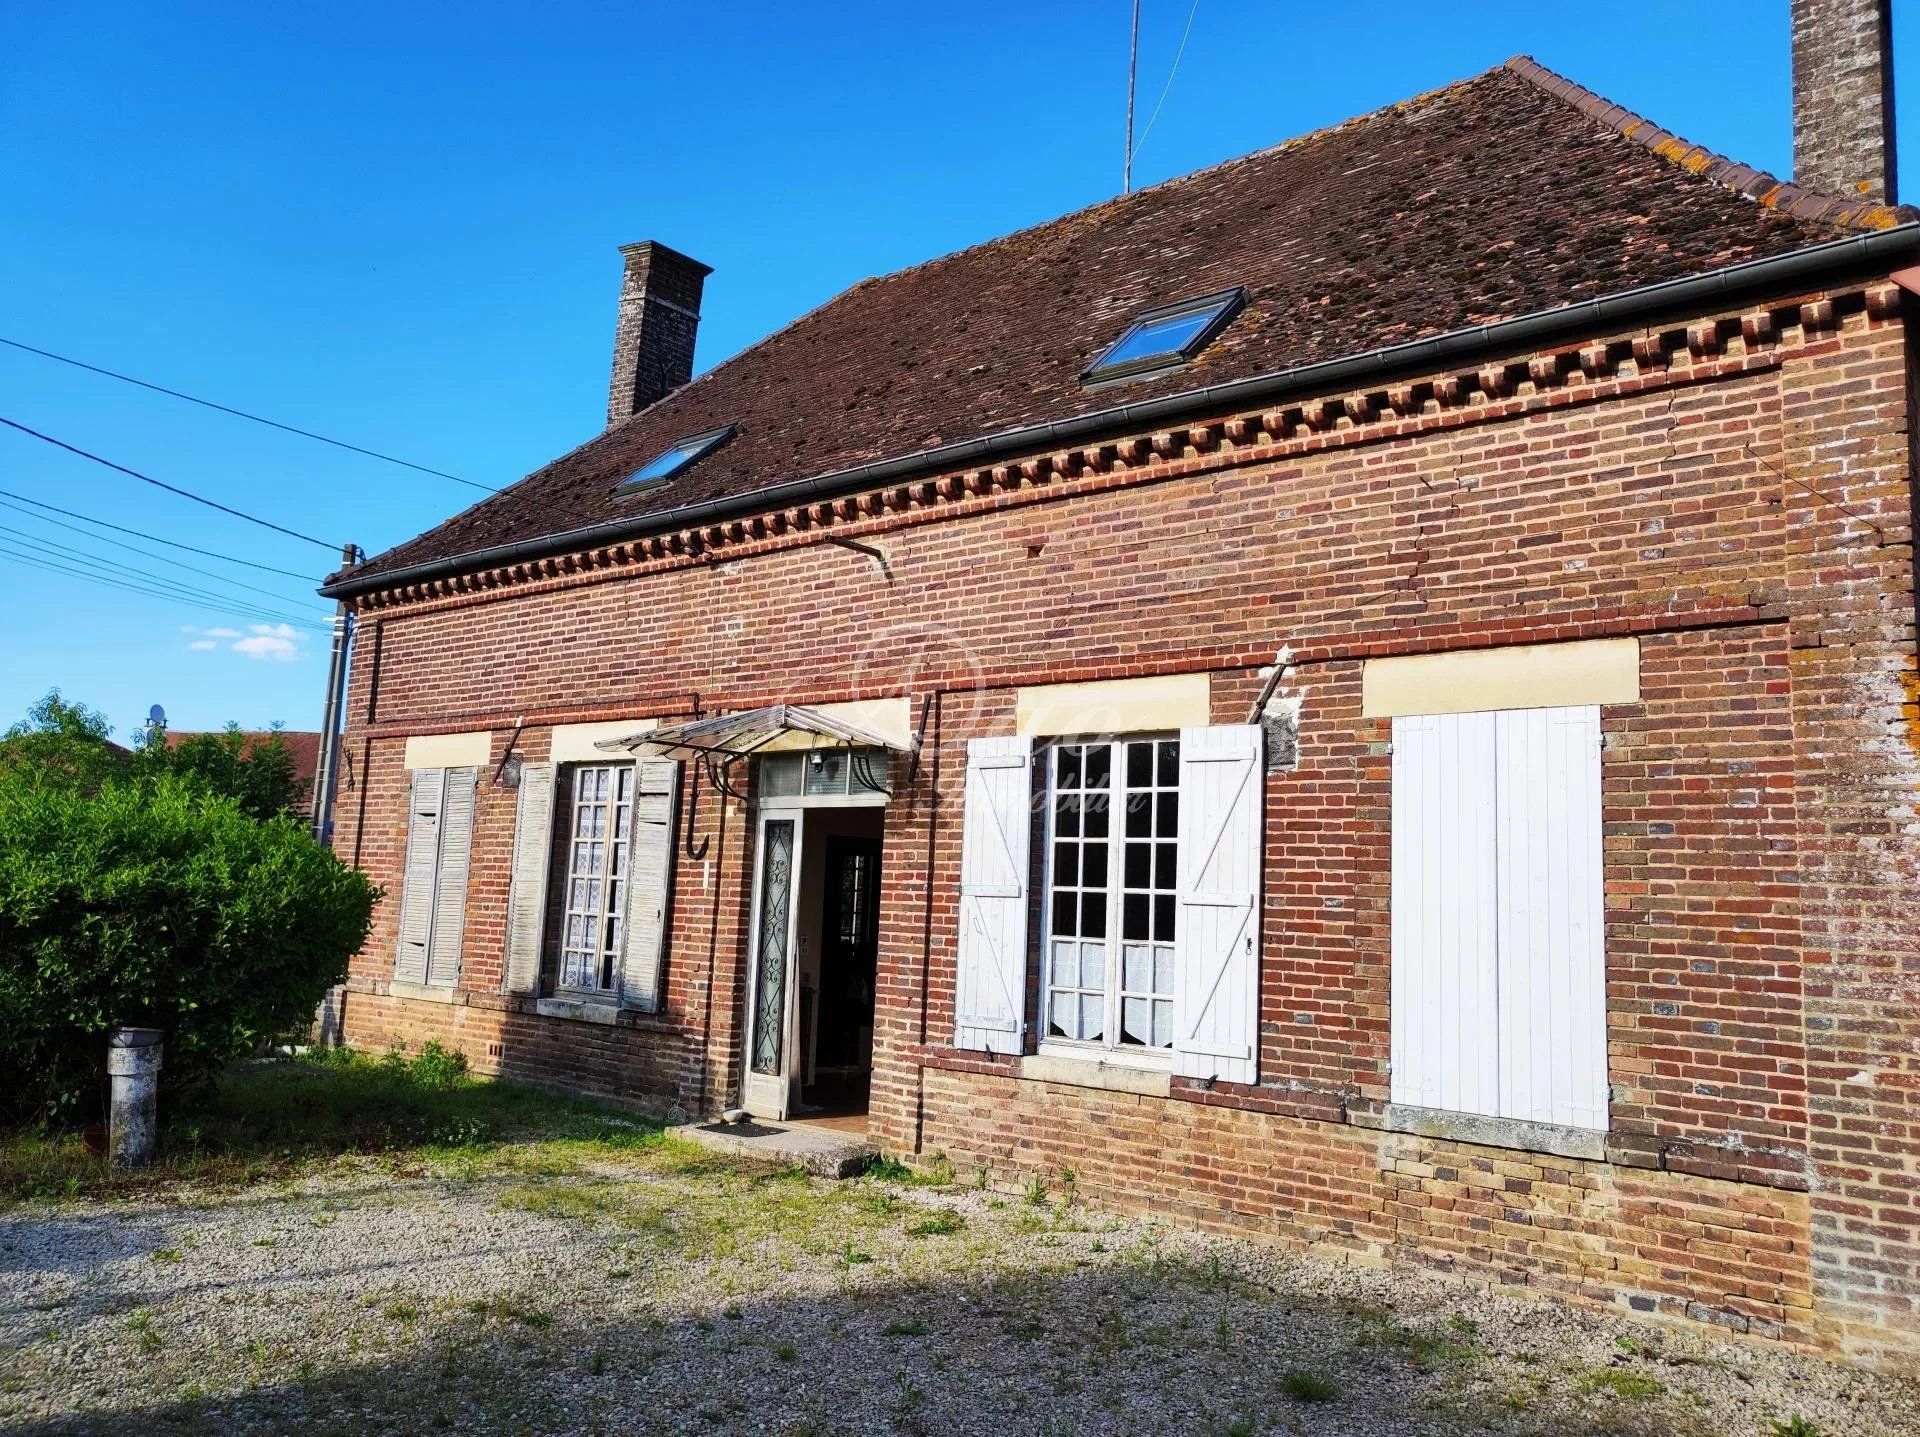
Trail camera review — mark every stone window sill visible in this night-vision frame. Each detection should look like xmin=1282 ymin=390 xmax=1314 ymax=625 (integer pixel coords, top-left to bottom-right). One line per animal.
xmin=388 ymin=980 xmax=460 ymax=1005
xmin=1353 ymin=1102 xmax=1606 ymax=1161
xmin=535 ymin=997 xmax=621 ymax=1027
xmin=1020 ymin=1052 xmax=1172 ymax=1098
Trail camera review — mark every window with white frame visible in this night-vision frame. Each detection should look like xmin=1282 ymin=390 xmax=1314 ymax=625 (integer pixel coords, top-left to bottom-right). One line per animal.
xmin=557 ymin=763 xmax=634 ymax=993
xmin=1044 ymin=737 xmax=1180 ymax=1052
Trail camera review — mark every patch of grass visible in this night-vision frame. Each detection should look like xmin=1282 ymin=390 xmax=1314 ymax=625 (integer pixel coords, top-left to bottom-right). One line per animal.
xmin=1768 ymin=1419 xmax=1823 ymax=1437
xmin=862 ymin=1155 xmax=914 ymax=1182
xmin=123 ymin=1310 xmax=162 ymax=1353
xmin=1579 ymin=1366 xmax=1666 ymax=1400
xmin=0 ymin=1046 xmax=670 ymax=1208
xmin=882 ymin=1319 xmax=930 ymax=1337
xmin=772 ymin=1342 xmax=797 ymax=1361
xmin=468 ymin=1295 xmax=552 ymax=1328
xmin=905 ymin=1210 xmax=964 ymax=1238
xmin=1280 ymin=1369 xmax=1338 ymax=1403
xmin=382 ymin=1299 xmax=419 ymax=1322
xmin=151 ymin=1247 xmax=182 ymax=1263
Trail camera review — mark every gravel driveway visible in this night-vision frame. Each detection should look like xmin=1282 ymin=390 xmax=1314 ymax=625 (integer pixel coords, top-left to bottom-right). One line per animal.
xmin=3 ymin=1137 xmax=1916 ymax=1436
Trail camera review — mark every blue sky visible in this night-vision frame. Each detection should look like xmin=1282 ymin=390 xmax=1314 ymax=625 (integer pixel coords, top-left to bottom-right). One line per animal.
xmin=1 ymin=1 xmax=1911 ymax=740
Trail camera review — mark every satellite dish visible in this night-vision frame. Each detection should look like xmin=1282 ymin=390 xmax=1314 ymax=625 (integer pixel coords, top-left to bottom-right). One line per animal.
xmin=147 ymin=704 xmax=166 ymax=727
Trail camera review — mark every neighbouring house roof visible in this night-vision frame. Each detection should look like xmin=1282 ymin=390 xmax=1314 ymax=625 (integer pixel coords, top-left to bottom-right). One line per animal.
xmin=163 ymin=729 xmax=323 ymax=812
xmin=335 ymin=56 xmax=1916 ymax=593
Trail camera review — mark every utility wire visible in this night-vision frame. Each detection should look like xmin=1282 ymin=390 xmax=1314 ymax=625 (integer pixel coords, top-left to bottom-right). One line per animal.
xmin=0 ymin=416 xmax=342 ymax=552
xmin=0 ymin=334 xmax=497 ymax=492
xmin=0 ymin=521 xmax=327 ymax=622
xmin=1132 ymin=0 xmax=1201 ymax=161
xmin=0 ymin=504 xmax=322 ymax=611
xmin=0 ymin=485 xmax=319 ymax=581
xmin=0 ymin=530 xmax=328 ymax=631
xmin=0 ymin=539 xmax=326 ymax=633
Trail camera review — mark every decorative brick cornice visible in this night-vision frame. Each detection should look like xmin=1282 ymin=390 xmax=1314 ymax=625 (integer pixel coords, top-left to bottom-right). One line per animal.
xmin=350 ymin=285 xmax=1886 ymax=618
xmin=1505 ymin=55 xmax=1917 ymax=231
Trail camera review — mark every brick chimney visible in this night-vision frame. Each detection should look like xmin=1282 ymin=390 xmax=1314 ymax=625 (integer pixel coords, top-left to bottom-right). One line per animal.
xmin=1791 ymin=0 xmax=1899 ymax=203
xmin=607 ymin=241 xmax=712 ymax=427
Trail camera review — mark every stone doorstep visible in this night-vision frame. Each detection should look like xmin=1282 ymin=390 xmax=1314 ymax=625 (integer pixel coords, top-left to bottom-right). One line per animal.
xmin=678 ymin=1118 xmax=875 ymax=1179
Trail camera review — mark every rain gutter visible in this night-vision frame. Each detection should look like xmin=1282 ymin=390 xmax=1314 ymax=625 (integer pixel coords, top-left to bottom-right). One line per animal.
xmin=323 ymin=224 xmax=1920 ymax=600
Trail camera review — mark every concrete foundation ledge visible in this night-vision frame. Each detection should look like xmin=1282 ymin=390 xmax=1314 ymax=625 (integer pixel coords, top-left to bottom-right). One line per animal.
xmin=1355 ymin=1103 xmax=1607 ymax=1161
xmin=1019 ymin=1053 xmax=1173 ymax=1098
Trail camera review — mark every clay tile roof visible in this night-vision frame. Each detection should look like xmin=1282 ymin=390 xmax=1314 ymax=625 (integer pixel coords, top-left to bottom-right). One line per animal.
xmin=341 ymin=57 xmax=1912 ymax=589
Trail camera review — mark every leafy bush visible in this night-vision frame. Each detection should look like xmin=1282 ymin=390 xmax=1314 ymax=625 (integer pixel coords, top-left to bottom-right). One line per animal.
xmin=0 ymin=770 xmax=376 ymax=1123
xmin=141 ymin=726 xmax=308 ymax=821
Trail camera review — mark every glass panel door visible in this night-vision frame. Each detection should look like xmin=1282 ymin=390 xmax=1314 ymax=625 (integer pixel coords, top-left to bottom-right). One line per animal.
xmin=744 ymin=816 xmax=800 ymax=1119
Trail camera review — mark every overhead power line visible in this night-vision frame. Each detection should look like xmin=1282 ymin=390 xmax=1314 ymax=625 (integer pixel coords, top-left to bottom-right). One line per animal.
xmin=0 ymin=528 xmax=327 ymax=631
xmin=0 ymin=485 xmax=319 ymax=581
xmin=0 ymin=504 xmax=321 ymax=611
xmin=1132 ymin=0 xmax=1202 ymax=161
xmin=0 ymin=334 xmax=497 ymax=493
xmin=0 ymin=416 xmax=343 ymax=553
xmin=0 ymin=539 xmax=327 ymax=634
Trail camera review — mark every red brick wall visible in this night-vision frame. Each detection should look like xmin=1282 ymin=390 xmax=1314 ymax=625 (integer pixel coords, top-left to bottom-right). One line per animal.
xmin=332 ymin=286 xmax=1918 ymax=1366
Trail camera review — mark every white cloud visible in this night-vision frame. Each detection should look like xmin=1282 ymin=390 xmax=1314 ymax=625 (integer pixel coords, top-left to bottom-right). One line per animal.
xmin=183 ymin=621 xmax=305 ymax=661
xmin=231 ymin=623 xmax=302 ymax=662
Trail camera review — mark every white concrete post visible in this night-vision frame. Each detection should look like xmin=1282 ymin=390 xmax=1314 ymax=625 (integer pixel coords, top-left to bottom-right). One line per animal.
xmin=106 ymin=1027 xmax=164 ymax=1169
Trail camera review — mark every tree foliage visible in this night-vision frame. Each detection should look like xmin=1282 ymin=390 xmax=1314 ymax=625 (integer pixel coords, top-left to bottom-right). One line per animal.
xmin=0 ymin=693 xmax=374 ymax=1123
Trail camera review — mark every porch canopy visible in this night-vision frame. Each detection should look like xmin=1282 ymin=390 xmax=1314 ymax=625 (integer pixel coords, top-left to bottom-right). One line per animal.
xmin=593 ymin=702 xmax=916 ymax=763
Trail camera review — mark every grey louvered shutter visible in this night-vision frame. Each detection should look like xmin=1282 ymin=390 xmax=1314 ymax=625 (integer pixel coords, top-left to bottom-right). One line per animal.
xmin=617 ymin=759 xmax=681 ymax=1012
xmin=425 ymin=766 xmax=478 ymax=987
xmin=394 ymin=767 xmax=445 ymax=984
xmin=503 ymin=762 xmax=556 ymax=995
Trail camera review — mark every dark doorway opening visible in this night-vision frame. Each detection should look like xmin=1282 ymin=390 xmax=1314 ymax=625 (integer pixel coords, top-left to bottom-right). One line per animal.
xmin=799 ymin=827 xmax=881 ymax=1122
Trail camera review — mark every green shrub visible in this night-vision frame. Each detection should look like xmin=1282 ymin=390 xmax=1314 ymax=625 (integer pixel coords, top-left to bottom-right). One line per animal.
xmin=0 ymin=770 xmax=377 ymax=1123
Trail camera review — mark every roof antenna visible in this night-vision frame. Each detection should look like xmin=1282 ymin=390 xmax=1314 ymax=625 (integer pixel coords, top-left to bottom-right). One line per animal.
xmin=1125 ymin=0 xmax=1140 ymax=193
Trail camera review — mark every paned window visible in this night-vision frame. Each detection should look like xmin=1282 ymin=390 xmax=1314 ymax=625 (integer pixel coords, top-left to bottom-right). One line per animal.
xmin=558 ymin=764 xmax=634 ymax=992
xmin=1044 ymin=737 xmax=1180 ymax=1051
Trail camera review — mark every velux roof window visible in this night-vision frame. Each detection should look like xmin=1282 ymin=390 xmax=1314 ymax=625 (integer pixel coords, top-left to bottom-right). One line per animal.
xmin=612 ymin=423 xmax=736 ymax=495
xmin=1081 ymin=287 xmax=1246 ymax=385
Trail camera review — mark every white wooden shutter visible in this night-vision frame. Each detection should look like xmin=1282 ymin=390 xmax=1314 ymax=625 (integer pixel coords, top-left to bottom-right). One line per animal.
xmin=425 ymin=766 xmax=477 ymax=987
xmin=618 ymin=758 xmax=681 ymax=1012
xmin=1495 ymin=705 xmax=1607 ymax=1130
xmin=394 ymin=767 xmax=445 ymax=984
xmin=1389 ymin=713 xmax=1501 ymax=1118
xmin=1172 ymin=724 xmax=1264 ymax=1086
xmin=953 ymin=735 xmax=1033 ymax=1052
xmin=503 ymin=762 xmax=556 ymax=996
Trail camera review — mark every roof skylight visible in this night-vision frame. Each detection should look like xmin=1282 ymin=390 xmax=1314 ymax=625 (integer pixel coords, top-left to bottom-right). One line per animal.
xmin=612 ymin=423 xmax=736 ymax=495
xmin=1082 ymin=287 xmax=1246 ymax=384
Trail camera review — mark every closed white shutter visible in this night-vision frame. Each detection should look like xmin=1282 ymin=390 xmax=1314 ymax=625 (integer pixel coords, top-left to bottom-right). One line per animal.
xmin=1495 ymin=706 xmax=1607 ymax=1129
xmin=394 ymin=767 xmax=445 ymax=984
xmin=618 ymin=758 xmax=681 ymax=1012
xmin=1390 ymin=706 xmax=1608 ymax=1132
xmin=425 ymin=766 xmax=477 ymax=987
xmin=1172 ymin=724 xmax=1264 ymax=1086
xmin=954 ymin=735 xmax=1033 ymax=1052
xmin=1390 ymin=713 xmax=1501 ymax=1118
xmin=503 ymin=762 xmax=556 ymax=995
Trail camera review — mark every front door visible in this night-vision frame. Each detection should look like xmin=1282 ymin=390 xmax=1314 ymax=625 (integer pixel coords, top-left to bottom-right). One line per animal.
xmin=743 ymin=814 xmax=801 ymax=1119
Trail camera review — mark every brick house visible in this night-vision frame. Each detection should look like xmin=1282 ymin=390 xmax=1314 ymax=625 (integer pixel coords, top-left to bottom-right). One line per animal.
xmin=322 ymin=8 xmax=1920 ymax=1366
